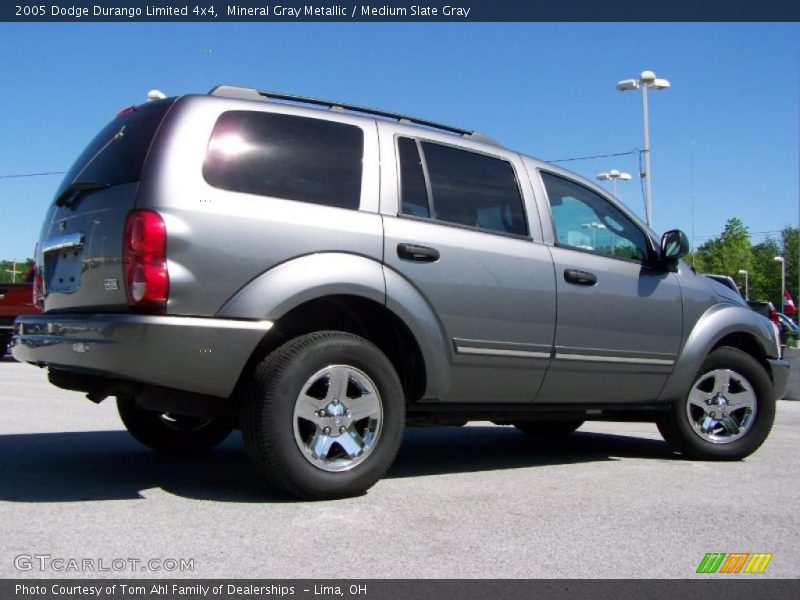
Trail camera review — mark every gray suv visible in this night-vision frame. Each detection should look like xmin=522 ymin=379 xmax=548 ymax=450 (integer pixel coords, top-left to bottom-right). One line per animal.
xmin=12 ymin=85 xmax=789 ymax=499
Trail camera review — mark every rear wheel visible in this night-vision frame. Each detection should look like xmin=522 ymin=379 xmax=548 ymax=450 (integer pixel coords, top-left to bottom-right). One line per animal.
xmin=241 ymin=331 xmax=405 ymax=500
xmin=657 ymin=347 xmax=775 ymax=460
xmin=117 ymin=396 xmax=233 ymax=453
xmin=514 ymin=420 xmax=584 ymax=437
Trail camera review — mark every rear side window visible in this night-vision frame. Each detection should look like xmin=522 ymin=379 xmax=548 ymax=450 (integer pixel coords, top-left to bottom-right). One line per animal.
xmin=398 ymin=137 xmax=527 ymax=236
xmin=55 ymin=100 xmax=173 ymax=201
xmin=204 ymin=111 xmax=364 ymax=210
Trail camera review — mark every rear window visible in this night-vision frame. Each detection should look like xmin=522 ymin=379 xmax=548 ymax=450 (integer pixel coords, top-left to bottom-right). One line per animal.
xmin=203 ymin=111 xmax=364 ymax=210
xmin=54 ymin=100 xmax=173 ymax=201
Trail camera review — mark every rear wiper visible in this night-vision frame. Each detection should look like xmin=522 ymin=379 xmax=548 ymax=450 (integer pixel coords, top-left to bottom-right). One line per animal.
xmin=54 ymin=182 xmax=110 ymax=209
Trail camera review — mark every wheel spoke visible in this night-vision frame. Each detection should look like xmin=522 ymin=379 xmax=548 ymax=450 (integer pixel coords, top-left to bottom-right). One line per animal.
xmin=688 ymin=388 xmax=709 ymax=411
xmin=326 ymin=368 xmax=350 ymax=402
xmin=309 ymin=431 xmax=335 ymax=460
xmin=727 ymin=389 xmax=755 ymax=410
xmin=296 ymin=394 xmax=323 ymax=421
xmin=712 ymin=371 xmax=732 ymax=395
xmin=348 ymin=391 xmax=381 ymax=422
xmin=337 ymin=427 xmax=366 ymax=459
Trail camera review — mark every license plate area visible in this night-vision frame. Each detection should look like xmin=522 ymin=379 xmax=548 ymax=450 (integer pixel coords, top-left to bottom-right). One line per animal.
xmin=42 ymin=233 xmax=85 ymax=294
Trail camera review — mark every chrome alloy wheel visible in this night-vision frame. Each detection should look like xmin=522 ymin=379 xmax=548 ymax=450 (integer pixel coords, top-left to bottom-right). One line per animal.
xmin=292 ymin=365 xmax=383 ymax=472
xmin=686 ymin=368 xmax=757 ymax=444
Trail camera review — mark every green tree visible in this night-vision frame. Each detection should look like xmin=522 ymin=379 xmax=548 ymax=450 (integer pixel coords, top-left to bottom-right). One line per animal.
xmin=694 ymin=217 xmax=752 ymax=278
xmin=782 ymin=227 xmax=799 ymax=307
xmin=750 ymin=239 xmax=782 ymax=306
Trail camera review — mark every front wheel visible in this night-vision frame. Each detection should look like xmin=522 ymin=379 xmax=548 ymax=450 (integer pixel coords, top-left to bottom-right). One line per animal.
xmin=241 ymin=331 xmax=405 ymax=500
xmin=657 ymin=347 xmax=775 ymax=460
xmin=117 ymin=397 xmax=233 ymax=453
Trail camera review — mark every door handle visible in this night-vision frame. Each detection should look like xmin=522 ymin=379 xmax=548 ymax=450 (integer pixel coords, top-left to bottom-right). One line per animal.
xmin=397 ymin=243 xmax=440 ymax=262
xmin=564 ymin=269 xmax=597 ymax=286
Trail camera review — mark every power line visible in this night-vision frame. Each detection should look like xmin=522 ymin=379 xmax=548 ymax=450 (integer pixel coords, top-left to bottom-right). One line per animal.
xmin=547 ymin=149 xmax=642 ymax=163
xmin=693 ymin=230 xmax=785 ymax=240
xmin=0 ymin=171 xmax=66 ymax=179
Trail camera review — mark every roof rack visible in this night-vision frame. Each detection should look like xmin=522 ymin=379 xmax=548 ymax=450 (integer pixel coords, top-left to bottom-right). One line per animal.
xmin=208 ymin=85 xmax=500 ymax=145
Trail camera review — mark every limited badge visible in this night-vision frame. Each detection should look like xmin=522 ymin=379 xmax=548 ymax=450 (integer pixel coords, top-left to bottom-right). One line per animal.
xmin=104 ymin=278 xmax=119 ymax=291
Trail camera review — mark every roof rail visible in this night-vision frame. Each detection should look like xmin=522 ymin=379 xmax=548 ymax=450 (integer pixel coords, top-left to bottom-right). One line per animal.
xmin=208 ymin=85 xmax=500 ymax=145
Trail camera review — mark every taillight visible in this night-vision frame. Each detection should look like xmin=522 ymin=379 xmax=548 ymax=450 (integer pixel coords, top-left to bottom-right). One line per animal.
xmin=123 ymin=210 xmax=168 ymax=312
xmin=32 ymin=243 xmax=42 ymax=309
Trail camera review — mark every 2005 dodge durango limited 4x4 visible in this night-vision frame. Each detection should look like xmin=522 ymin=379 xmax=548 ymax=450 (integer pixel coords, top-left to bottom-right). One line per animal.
xmin=12 ymin=85 xmax=789 ymax=499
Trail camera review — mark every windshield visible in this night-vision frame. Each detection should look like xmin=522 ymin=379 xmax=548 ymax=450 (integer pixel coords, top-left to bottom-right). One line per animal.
xmin=54 ymin=99 xmax=174 ymax=202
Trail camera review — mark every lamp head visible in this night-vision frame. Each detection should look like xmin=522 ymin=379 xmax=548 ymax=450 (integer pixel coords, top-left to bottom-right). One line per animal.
xmin=640 ymin=70 xmax=657 ymax=84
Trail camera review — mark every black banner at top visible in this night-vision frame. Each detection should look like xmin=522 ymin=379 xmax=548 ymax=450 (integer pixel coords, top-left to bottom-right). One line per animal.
xmin=3 ymin=0 xmax=800 ymax=22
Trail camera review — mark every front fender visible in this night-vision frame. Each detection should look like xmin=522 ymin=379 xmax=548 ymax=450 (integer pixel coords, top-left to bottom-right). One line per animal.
xmin=658 ymin=303 xmax=780 ymax=401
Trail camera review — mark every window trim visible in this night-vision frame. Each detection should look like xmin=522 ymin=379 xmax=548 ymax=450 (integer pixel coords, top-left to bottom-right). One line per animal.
xmin=394 ymin=134 xmax=532 ymax=240
xmin=538 ymin=169 xmax=656 ymax=265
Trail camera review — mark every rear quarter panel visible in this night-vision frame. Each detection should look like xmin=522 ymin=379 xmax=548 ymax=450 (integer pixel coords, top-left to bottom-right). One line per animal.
xmin=137 ymin=95 xmax=383 ymax=317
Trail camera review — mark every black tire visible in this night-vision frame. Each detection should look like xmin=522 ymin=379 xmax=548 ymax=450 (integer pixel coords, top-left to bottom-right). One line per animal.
xmin=117 ymin=396 xmax=233 ymax=453
xmin=241 ymin=331 xmax=405 ymax=500
xmin=514 ymin=420 xmax=584 ymax=437
xmin=657 ymin=347 xmax=775 ymax=460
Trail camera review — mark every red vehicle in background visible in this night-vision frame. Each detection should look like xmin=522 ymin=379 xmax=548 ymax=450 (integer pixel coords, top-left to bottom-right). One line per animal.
xmin=0 ymin=266 xmax=39 ymax=355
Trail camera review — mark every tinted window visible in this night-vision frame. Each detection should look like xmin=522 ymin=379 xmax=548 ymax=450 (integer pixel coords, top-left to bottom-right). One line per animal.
xmin=398 ymin=140 xmax=527 ymax=236
xmin=204 ymin=111 xmax=363 ymax=210
xmin=55 ymin=99 xmax=173 ymax=201
xmin=541 ymin=172 xmax=649 ymax=262
xmin=398 ymin=137 xmax=430 ymax=217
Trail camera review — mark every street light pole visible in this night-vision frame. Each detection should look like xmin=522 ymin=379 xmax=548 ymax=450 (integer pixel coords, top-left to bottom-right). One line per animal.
xmin=775 ymin=256 xmax=785 ymax=311
xmin=641 ymin=83 xmax=652 ymax=226
xmin=738 ymin=269 xmax=749 ymax=301
xmin=616 ymin=70 xmax=671 ymax=229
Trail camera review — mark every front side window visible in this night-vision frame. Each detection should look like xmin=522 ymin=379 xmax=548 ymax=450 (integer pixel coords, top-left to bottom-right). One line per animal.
xmin=541 ymin=172 xmax=649 ymax=262
xmin=204 ymin=111 xmax=364 ymax=210
xmin=398 ymin=137 xmax=528 ymax=237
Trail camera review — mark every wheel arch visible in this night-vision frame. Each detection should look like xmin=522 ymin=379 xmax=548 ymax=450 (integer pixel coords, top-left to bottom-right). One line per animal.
xmin=217 ymin=253 xmax=450 ymax=403
xmin=659 ymin=303 xmax=780 ymax=402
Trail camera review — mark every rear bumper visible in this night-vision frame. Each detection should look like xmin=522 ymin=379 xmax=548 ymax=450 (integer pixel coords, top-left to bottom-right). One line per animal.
xmin=769 ymin=358 xmax=790 ymax=400
xmin=11 ymin=314 xmax=272 ymax=398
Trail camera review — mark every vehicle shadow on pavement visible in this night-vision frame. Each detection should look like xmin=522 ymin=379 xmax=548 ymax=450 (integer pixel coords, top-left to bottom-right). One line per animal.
xmin=0 ymin=425 xmax=675 ymax=503
xmin=390 ymin=425 xmax=674 ymax=478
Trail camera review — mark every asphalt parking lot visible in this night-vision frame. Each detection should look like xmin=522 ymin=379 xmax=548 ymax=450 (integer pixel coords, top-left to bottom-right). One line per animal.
xmin=1 ymin=355 xmax=798 ymax=579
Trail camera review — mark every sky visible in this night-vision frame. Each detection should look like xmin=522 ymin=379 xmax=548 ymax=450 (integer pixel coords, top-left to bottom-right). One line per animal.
xmin=0 ymin=22 xmax=798 ymax=260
